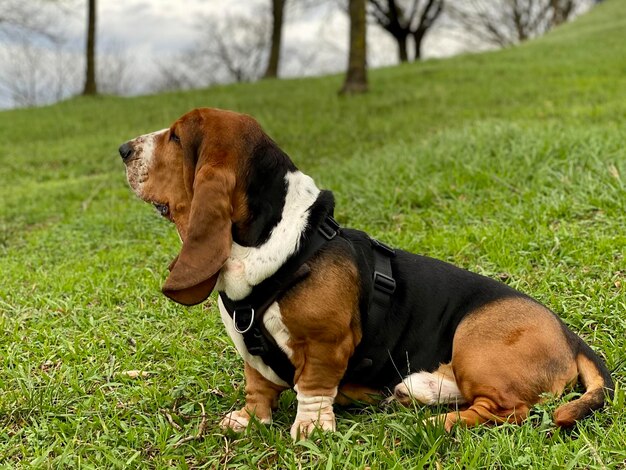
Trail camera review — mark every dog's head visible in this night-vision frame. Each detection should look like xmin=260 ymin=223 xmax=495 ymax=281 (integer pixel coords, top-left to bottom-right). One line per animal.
xmin=119 ymin=107 xmax=294 ymax=306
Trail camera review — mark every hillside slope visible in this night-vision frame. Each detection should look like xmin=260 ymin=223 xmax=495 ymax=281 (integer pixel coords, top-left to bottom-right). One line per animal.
xmin=0 ymin=1 xmax=624 ymax=467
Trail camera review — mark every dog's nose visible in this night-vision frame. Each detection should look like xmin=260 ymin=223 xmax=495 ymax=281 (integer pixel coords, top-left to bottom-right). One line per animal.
xmin=118 ymin=142 xmax=134 ymax=161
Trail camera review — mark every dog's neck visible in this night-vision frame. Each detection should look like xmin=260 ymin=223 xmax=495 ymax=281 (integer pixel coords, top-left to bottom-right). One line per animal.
xmin=218 ymin=170 xmax=333 ymax=301
xmin=232 ymin=138 xmax=297 ymax=247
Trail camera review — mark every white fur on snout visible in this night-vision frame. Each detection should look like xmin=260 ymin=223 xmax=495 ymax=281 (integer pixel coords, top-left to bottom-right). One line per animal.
xmin=124 ymin=128 xmax=168 ymax=196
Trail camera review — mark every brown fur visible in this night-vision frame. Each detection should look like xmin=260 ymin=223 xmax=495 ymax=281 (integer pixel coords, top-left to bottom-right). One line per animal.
xmin=434 ymin=297 xmax=579 ymax=430
xmin=553 ymin=353 xmax=608 ymax=426
xmin=125 ymin=109 xmax=264 ymax=305
xmin=279 ymin=246 xmax=362 ymax=398
xmin=240 ymin=362 xmax=287 ymax=421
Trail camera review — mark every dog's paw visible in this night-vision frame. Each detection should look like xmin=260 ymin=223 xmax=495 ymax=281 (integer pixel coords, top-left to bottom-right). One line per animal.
xmin=394 ymin=371 xmax=466 ymax=406
xmin=391 ymin=381 xmax=413 ymax=405
xmin=290 ymin=415 xmax=336 ymax=440
xmin=220 ymin=409 xmax=251 ymax=432
xmin=219 ymin=409 xmax=270 ymax=433
xmin=290 ymin=392 xmax=336 ymax=440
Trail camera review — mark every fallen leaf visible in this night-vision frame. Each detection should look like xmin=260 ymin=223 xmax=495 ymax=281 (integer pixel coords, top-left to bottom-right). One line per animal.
xmin=121 ymin=370 xmax=150 ymax=378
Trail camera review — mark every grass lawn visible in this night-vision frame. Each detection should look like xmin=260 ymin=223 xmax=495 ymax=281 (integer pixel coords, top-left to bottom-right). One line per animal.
xmin=1 ymin=0 xmax=625 ymax=468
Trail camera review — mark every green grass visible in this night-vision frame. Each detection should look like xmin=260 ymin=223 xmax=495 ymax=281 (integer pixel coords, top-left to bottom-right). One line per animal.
xmin=1 ymin=0 xmax=625 ymax=467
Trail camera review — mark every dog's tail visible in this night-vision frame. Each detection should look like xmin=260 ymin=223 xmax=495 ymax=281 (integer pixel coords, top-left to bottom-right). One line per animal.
xmin=553 ymin=333 xmax=614 ymax=427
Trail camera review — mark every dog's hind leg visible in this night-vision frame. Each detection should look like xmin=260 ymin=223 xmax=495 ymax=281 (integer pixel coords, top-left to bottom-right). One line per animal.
xmin=429 ymin=398 xmax=530 ymax=432
xmin=431 ymin=297 xmax=580 ymax=432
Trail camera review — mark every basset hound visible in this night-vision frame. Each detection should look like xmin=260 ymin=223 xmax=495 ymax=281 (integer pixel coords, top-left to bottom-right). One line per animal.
xmin=119 ymin=108 xmax=613 ymax=440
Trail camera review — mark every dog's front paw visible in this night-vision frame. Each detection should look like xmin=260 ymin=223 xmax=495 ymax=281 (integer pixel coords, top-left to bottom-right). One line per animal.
xmin=219 ymin=409 xmax=270 ymax=433
xmin=220 ymin=409 xmax=251 ymax=432
xmin=290 ymin=415 xmax=336 ymax=440
xmin=290 ymin=392 xmax=336 ymax=440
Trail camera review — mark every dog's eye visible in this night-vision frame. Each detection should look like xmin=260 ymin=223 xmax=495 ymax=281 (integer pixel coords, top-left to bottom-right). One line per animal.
xmin=154 ymin=203 xmax=169 ymax=217
xmin=170 ymin=131 xmax=180 ymax=144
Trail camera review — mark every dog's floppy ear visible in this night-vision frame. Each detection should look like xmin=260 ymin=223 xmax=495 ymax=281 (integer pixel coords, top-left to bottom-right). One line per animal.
xmin=162 ymin=165 xmax=235 ymax=306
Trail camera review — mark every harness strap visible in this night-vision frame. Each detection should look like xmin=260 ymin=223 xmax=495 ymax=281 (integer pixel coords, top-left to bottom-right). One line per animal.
xmin=371 ymin=238 xmax=397 ymax=309
xmin=220 ymin=215 xmax=340 ymax=386
xmin=345 ymin=237 xmax=396 ymax=381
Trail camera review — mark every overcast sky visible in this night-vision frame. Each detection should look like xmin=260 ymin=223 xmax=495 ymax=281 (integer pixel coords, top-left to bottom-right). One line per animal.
xmin=0 ymin=0 xmax=469 ymax=109
xmin=96 ymin=0 xmax=459 ymax=66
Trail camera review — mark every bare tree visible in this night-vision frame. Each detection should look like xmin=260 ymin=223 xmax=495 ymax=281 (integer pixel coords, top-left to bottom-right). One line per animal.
xmin=340 ymin=0 xmax=368 ymax=94
xmin=0 ymin=39 xmax=50 ymax=107
xmin=446 ymin=0 xmax=591 ymax=48
xmin=0 ymin=0 xmax=81 ymax=108
xmin=369 ymin=0 xmax=444 ymax=62
xmin=203 ymin=13 xmax=269 ymax=83
xmin=97 ymin=43 xmax=134 ymax=96
xmin=0 ymin=0 xmax=60 ymax=40
xmin=410 ymin=0 xmax=444 ymax=59
xmin=263 ymin=0 xmax=337 ymax=79
xmin=0 ymin=33 xmax=82 ymax=108
xmin=151 ymin=54 xmax=203 ymax=93
xmin=153 ymin=11 xmax=270 ymax=90
xmin=0 ymin=0 xmax=144 ymax=107
xmin=82 ymin=0 xmax=97 ymax=95
xmin=264 ymin=0 xmax=286 ymax=78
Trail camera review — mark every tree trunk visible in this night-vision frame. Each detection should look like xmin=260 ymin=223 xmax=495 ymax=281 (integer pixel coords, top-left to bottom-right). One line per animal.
xmin=82 ymin=0 xmax=97 ymax=95
xmin=340 ymin=0 xmax=368 ymax=95
xmin=550 ymin=0 xmax=574 ymax=26
xmin=397 ymin=32 xmax=409 ymax=63
xmin=411 ymin=29 xmax=425 ymax=61
xmin=263 ymin=0 xmax=285 ymax=79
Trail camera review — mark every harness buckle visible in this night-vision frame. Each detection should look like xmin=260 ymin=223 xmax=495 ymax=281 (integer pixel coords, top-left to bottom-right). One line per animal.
xmin=233 ymin=306 xmax=255 ymax=334
xmin=246 ymin=329 xmax=270 ymax=355
xmin=371 ymin=238 xmax=396 ymax=257
xmin=318 ymin=216 xmax=340 ymax=240
xmin=373 ymin=271 xmax=396 ymax=295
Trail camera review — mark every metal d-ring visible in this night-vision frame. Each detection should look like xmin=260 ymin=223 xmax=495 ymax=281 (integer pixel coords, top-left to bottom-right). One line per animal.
xmin=233 ymin=307 xmax=255 ymax=334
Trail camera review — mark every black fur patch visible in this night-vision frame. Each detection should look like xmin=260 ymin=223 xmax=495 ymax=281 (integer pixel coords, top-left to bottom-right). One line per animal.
xmin=233 ymin=137 xmax=297 ymax=247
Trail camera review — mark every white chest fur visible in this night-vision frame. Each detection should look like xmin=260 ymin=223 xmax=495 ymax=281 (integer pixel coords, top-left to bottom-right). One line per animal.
xmin=215 ymin=170 xmax=320 ymax=300
xmin=215 ymin=170 xmax=320 ymax=386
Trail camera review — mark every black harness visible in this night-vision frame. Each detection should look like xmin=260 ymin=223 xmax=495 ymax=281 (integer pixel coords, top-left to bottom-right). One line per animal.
xmin=219 ymin=215 xmax=396 ymax=386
